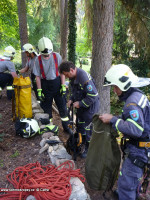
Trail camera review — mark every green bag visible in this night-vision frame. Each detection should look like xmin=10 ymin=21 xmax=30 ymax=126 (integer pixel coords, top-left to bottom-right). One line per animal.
xmin=85 ymin=114 xmax=121 ymax=191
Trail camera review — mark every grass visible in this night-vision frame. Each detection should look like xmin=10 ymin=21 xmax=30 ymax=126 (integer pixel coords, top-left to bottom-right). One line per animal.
xmin=10 ymin=150 xmax=20 ymax=158
xmin=0 ymin=160 xmax=4 ymax=167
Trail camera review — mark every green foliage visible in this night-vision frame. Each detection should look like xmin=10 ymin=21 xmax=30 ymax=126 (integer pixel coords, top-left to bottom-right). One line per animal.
xmin=113 ymin=1 xmax=150 ymax=78
xmin=0 ymin=0 xmax=20 ymax=49
xmin=27 ymin=0 xmax=60 ymax=51
xmin=68 ymin=0 xmax=77 ymax=64
xmin=113 ymin=1 xmax=133 ymax=63
xmin=76 ymin=0 xmax=92 ymax=59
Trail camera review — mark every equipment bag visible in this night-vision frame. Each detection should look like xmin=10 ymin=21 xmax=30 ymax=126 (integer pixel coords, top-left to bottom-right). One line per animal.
xmin=12 ymin=76 xmax=32 ymax=120
xmin=85 ymin=114 xmax=121 ymax=191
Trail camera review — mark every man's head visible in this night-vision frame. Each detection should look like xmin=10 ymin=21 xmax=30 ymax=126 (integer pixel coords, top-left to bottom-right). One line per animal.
xmin=104 ymin=64 xmax=138 ymax=95
xmin=59 ymin=61 xmax=76 ymax=79
xmin=3 ymin=46 xmax=16 ymax=60
xmin=22 ymin=43 xmax=36 ymax=58
xmin=38 ymin=37 xmax=53 ymax=57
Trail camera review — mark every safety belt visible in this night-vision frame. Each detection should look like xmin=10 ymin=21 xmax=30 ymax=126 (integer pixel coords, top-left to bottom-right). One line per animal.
xmin=38 ymin=53 xmax=59 ymax=79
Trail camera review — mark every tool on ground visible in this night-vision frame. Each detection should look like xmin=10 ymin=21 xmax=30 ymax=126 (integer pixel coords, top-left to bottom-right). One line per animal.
xmin=66 ymin=103 xmax=82 ymax=160
xmin=46 ymin=139 xmax=63 ymax=146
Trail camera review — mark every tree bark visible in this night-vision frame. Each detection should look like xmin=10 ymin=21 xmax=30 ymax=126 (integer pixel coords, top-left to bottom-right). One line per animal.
xmin=91 ymin=0 xmax=115 ymax=114
xmin=17 ymin=0 xmax=28 ymax=67
xmin=60 ymin=0 xmax=68 ymax=61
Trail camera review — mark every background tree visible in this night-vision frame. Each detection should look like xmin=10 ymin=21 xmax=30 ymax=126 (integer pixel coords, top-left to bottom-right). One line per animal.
xmin=91 ymin=0 xmax=115 ymax=113
xmin=60 ymin=0 xmax=68 ymax=61
xmin=17 ymin=0 xmax=28 ymax=66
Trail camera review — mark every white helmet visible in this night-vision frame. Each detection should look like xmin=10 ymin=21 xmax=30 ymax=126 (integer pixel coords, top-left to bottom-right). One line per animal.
xmin=104 ymin=64 xmax=138 ymax=91
xmin=15 ymin=118 xmax=39 ymax=138
xmin=3 ymin=46 xmax=16 ymax=58
xmin=22 ymin=43 xmax=35 ymax=54
xmin=38 ymin=37 xmax=53 ymax=55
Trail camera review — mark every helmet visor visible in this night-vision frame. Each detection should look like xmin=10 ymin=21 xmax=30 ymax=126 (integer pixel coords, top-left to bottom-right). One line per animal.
xmin=41 ymin=48 xmax=52 ymax=55
xmin=103 ymin=77 xmax=112 ymax=86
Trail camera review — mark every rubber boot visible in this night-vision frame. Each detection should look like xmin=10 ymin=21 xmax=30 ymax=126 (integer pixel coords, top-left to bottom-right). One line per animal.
xmin=7 ymin=86 xmax=14 ymax=100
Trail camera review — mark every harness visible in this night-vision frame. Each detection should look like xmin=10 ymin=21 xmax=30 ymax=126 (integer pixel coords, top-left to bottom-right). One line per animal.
xmin=38 ymin=53 xmax=59 ymax=79
xmin=0 ymin=58 xmax=10 ymax=61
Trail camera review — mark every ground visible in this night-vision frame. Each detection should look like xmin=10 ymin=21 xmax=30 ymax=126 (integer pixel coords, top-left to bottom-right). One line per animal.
xmin=0 ymin=90 xmax=118 ymax=200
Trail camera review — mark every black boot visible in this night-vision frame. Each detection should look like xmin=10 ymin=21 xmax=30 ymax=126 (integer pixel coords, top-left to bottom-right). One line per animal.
xmin=80 ymin=142 xmax=89 ymax=158
xmin=62 ymin=120 xmax=73 ymax=135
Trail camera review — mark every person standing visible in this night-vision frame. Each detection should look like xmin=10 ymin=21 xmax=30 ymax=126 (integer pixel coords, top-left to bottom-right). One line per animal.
xmin=99 ymin=64 xmax=150 ymax=200
xmin=0 ymin=46 xmax=18 ymax=99
xmin=20 ymin=43 xmax=38 ymax=97
xmin=59 ymin=61 xmax=100 ymax=158
xmin=33 ymin=37 xmax=72 ymax=135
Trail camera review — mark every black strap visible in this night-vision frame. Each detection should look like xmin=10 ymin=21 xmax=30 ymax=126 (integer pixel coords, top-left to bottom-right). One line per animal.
xmin=128 ymin=154 xmax=146 ymax=168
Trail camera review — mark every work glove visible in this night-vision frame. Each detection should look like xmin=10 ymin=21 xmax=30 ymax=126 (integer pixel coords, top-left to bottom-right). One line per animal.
xmin=60 ymin=84 xmax=66 ymax=96
xmin=37 ymin=89 xmax=45 ymax=102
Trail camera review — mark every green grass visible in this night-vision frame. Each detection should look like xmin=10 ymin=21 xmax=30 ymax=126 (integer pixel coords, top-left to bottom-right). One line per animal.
xmin=10 ymin=150 xmax=20 ymax=158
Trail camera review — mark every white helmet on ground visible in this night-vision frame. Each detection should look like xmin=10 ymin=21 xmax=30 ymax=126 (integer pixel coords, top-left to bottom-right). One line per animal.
xmin=38 ymin=37 xmax=53 ymax=55
xmin=3 ymin=46 xmax=16 ymax=58
xmin=15 ymin=118 xmax=39 ymax=138
xmin=104 ymin=64 xmax=138 ymax=91
xmin=22 ymin=43 xmax=35 ymax=54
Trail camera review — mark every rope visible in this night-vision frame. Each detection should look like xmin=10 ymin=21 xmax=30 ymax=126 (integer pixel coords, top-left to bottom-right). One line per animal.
xmin=0 ymin=160 xmax=85 ymax=200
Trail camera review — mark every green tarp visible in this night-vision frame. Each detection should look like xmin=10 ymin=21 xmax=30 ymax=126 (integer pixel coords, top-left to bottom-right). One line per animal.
xmin=85 ymin=114 xmax=121 ymax=191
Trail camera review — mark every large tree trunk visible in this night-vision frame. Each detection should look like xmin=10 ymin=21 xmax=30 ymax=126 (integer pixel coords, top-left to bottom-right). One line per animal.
xmin=91 ymin=0 xmax=114 ymax=114
xmin=17 ymin=0 xmax=28 ymax=67
xmin=60 ymin=0 xmax=68 ymax=61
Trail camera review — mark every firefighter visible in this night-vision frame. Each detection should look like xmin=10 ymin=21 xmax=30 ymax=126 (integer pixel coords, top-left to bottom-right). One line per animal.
xmin=20 ymin=43 xmax=38 ymax=97
xmin=59 ymin=61 xmax=100 ymax=158
xmin=0 ymin=46 xmax=18 ymax=99
xmin=33 ymin=37 xmax=72 ymax=135
xmin=99 ymin=64 xmax=150 ymax=200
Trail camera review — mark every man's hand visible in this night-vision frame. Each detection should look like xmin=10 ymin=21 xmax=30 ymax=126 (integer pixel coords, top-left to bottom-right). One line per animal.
xmin=73 ymin=101 xmax=80 ymax=108
xmin=99 ymin=114 xmax=113 ymax=123
xmin=37 ymin=89 xmax=44 ymax=102
xmin=67 ymin=100 xmax=73 ymax=108
xmin=60 ymin=84 xmax=66 ymax=96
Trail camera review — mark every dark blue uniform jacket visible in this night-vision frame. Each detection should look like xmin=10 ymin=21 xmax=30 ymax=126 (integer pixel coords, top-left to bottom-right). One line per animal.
xmin=70 ymin=68 xmax=100 ymax=123
xmin=110 ymin=87 xmax=150 ymax=163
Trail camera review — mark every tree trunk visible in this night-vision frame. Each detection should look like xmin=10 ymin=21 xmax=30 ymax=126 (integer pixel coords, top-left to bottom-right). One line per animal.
xmin=68 ymin=0 xmax=77 ymax=64
xmin=17 ymin=0 xmax=28 ymax=67
xmin=91 ymin=0 xmax=114 ymax=114
xmin=60 ymin=0 xmax=68 ymax=61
